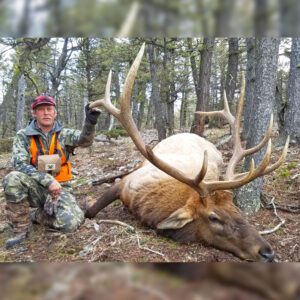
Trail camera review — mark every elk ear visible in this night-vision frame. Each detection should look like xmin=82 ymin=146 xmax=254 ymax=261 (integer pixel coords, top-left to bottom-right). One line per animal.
xmin=157 ymin=207 xmax=194 ymax=230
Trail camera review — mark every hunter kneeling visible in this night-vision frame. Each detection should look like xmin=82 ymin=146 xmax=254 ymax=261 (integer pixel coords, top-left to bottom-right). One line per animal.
xmin=3 ymin=95 xmax=100 ymax=249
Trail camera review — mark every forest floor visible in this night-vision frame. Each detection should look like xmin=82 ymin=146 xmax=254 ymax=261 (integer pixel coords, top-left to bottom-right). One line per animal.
xmin=0 ymin=128 xmax=299 ymax=263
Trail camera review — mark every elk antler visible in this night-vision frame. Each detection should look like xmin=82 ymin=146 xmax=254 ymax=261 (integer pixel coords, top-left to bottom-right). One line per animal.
xmin=195 ymin=76 xmax=289 ymax=193
xmin=89 ymin=43 xmax=212 ymax=204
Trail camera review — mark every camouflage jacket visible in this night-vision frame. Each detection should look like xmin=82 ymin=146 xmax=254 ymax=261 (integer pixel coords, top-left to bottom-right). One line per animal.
xmin=11 ymin=119 xmax=96 ymax=187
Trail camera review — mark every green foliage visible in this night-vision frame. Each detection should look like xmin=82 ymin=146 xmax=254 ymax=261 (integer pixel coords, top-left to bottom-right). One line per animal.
xmin=276 ymin=162 xmax=297 ymax=178
xmin=103 ymin=126 xmax=128 ymax=140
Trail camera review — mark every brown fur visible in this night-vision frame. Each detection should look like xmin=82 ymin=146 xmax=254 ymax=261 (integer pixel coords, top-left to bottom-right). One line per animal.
xmin=86 ymin=176 xmax=273 ymax=261
xmin=86 ymin=133 xmax=274 ymax=261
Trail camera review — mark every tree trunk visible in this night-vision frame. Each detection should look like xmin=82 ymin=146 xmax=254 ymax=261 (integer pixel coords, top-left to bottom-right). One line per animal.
xmin=137 ymin=92 xmax=145 ymax=130
xmin=166 ymin=75 xmax=177 ymax=136
xmin=254 ymin=0 xmax=271 ymax=36
xmin=78 ymin=92 xmax=88 ymax=130
xmin=132 ymin=81 xmax=139 ymax=125
xmin=283 ymin=38 xmax=300 ymax=144
xmin=16 ymin=74 xmax=26 ymax=131
xmin=275 ymin=71 xmax=285 ymax=137
xmin=225 ymin=38 xmax=239 ymax=106
xmin=18 ymin=0 xmax=31 ymax=35
xmin=145 ymin=96 xmax=154 ymax=129
xmin=235 ymin=38 xmax=280 ymax=214
xmin=148 ymin=43 xmax=166 ymax=140
xmin=0 ymin=38 xmax=49 ymax=135
xmin=180 ymin=89 xmax=188 ymax=130
xmin=50 ymin=38 xmax=70 ymax=98
xmin=214 ymin=0 xmax=235 ymax=36
xmin=83 ymin=38 xmax=93 ymax=102
xmin=279 ymin=0 xmax=300 ymax=36
xmin=180 ymin=57 xmax=190 ymax=130
xmin=190 ymin=38 xmax=215 ymax=135
xmin=243 ymin=38 xmax=256 ymax=140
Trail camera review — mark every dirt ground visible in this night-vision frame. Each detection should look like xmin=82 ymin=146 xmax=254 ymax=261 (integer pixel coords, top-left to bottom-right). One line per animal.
xmin=0 ymin=129 xmax=299 ymax=263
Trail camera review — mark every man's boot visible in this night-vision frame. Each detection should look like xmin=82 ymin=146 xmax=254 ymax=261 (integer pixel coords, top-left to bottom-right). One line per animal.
xmin=5 ymin=200 xmax=31 ymax=249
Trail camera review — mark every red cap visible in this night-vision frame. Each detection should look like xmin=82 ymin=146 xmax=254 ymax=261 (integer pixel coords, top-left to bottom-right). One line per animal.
xmin=32 ymin=95 xmax=56 ymax=109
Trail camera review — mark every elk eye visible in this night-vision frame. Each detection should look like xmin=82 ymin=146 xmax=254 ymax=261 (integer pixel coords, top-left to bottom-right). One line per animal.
xmin=208 ymin=213 xmax=221 ymax=223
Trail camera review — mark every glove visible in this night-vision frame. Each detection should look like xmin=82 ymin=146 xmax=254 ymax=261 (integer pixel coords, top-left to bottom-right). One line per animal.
xmin=85 ymin=104 xmax=101 ymax=125
xmin=44 ymin=194 xmax=58 ymax=216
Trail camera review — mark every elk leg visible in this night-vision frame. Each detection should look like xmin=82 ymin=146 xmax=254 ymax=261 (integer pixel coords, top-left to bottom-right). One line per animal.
xmin=85 ymin=182 xmax=121 ymax=218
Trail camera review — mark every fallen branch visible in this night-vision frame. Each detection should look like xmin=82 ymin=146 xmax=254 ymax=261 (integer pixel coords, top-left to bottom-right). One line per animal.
xmin=262 ymin=194 xmax=300 ymax=213
xmin=135 ymin=232 xmax=169 ymax=262
xmin=92 ymin=167 xmax=138 ymax=186
xmin=216 ymin=134 xmax=232 ymax=148
xmin=259 ymin=197 xmax=286 ymax=235
xmin=97 ymin=219 xmax=169 ymax=261
xmin=98 ymin=219 xmax=135 ymax=232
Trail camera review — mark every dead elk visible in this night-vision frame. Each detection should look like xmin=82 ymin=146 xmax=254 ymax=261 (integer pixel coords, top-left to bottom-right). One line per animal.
xmin=85 ymin=44 xmax=289 ymax=262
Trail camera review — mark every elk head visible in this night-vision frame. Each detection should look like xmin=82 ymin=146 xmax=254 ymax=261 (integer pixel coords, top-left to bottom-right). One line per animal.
xmin=88 ymin=43 xmax=289 ymax=262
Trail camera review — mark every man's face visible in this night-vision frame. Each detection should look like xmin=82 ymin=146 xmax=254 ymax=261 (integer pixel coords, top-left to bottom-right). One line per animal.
xmin=32 ymin=104 xmax=57 ymax=128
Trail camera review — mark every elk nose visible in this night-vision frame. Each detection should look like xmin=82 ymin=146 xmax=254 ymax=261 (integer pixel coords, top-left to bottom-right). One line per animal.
xmin=258 ymin=247 xmax=275 ymax=262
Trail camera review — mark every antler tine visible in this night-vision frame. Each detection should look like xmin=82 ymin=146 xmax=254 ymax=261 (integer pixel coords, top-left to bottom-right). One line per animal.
xmin=225 ymin=75 xmax=246 ymax=180
xmin=233 ymin=74 xmax=245 ymax=143
xmin=90 ymin=43 xmax=211 ymax=203
xmin=262 ymin=135 xmax=289 ymax=175
xmin=206 ymin=139 xmax=272 ymax=192
xmin=195 ymin=75 xmax=246 ymax=181
xmin=225 ymin=113 xmax=273 ymax=180
xmin=235 ymin=135 xmax=290 ymax=179
xmin=243 ymin=114 xmax=273 ymax=157
xmin=195 ymin=150 xmax=208 ymax=185
xmin=195 ymin=90 xmax=235 ymax=126
xmin=120 ymin=43 xmax=146 ymax=115
xmin=89 ymin=70 xmax=120 ymax=117
xmin=117 ymin=1 xmax=140 ymax=38
xmin=116 ymin=43 xmax=149 ymax=157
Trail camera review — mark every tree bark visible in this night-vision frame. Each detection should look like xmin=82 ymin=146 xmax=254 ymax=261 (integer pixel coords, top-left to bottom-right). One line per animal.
xmin=279 ymin=0 xmax=300 ymax=36
xmin=214 ymin=0 xmax=235 ymax=36
xmin=190 ymin=38 xmax=215 ymax=135
xmin=225 ymin=38 xmax=239 ymax=106
xmin=235 ymin=38 xmax=280 ymax=214
xmin=49 ymin=38 xmax=71 ymax=98
xmin=180 ymin=57 xmax=190 ymax=130
xmin=16 ymin=74 xmax=26 ymax=131
xmin=275 ymin=70 xmax=285 ymax=137
xmin=167 ymin=79 xmax=176 ymax=136
xmin=18 ymin=0 xmax=31 ymax=35
xmin=148 ymin=42 xmax=166 ymax=141
xmin=243 ymin=38 xmax=256 ymax=140
xmin=283 ymin=38 xmax=300 ymax=144
xmin=254 ymin=0 xmax=271 ymax=36
xmin=132 ymin=81 xmax=139 ymax=126
xmin=0 ymin=38 xmax=49 ymax=135
xmin=145 ymin=96 xmax=154 ymax=129
xmin=137 ymin=91 xmax=145 ymax=130
xmin=180 ymin=88 xmax=188 ymax=130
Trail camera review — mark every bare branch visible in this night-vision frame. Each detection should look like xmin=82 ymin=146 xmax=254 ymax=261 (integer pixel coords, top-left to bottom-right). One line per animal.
xmin=259 ymin=198 xmax=286 ymax=235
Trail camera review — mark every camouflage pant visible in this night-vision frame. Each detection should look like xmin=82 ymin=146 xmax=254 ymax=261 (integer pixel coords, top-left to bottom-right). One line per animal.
xmin=3 ymin=171 xmax=84 ymax=232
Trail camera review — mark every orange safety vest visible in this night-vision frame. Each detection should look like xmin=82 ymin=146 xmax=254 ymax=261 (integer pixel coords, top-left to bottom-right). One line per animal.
xmin=29 ymin=132 xmax=72 ymax=182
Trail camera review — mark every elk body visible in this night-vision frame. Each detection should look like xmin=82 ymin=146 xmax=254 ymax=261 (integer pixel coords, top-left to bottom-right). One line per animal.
xmin=86 ymin=44 xmax=289 ymax=262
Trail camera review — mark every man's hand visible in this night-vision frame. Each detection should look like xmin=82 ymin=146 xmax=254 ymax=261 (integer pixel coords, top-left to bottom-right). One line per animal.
xmin=85 ymin=104 xmax=101 ymax=125
xmin=48 ymin=180 xmax=62 ymax=201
